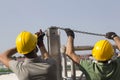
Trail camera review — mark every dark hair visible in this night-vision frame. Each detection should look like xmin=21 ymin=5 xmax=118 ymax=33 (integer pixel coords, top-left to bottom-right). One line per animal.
xmin=24 ymin=47 xmax=38 ymax=58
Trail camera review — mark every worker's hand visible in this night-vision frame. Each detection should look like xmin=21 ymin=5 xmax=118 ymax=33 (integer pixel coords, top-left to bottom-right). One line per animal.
xmin=35 ymin=29 xmax=45 ymax=46
xmin=105 ymin=32 xmax=117 ymax=40
xmin=64 ymin=28 xmax=75 ymax=38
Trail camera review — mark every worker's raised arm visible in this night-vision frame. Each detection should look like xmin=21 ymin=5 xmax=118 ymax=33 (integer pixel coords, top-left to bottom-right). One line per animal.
xmin=105 ymin=32 xmax=120 ymax=50
xmin=113 ymin=36 xmax=120 ymax=50
xmin=65 ymin=29 xmax=80 ymax=64
xmin=35 ymin=29 xmax=50 ymax=59
xmin=38 ymin=41 xmax=50 ymax=60
xmin=0 ymin=47 xmax=17 ymax=67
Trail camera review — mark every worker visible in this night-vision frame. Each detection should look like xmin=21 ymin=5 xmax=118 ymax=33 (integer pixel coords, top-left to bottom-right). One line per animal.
xmin=0 ymin=29 xmax=57 ymax=80
xmin=64 ymin=28 xmax=120 ymax=80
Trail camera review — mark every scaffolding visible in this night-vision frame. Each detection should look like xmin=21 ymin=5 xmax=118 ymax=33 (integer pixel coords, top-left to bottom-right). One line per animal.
xmin=46 ymin=27 xmax=118 ymax=80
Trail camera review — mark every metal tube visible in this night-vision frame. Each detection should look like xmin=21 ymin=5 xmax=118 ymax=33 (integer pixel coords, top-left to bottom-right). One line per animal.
xmin=60 ymin=45 xmax=117 ymax=51
xmin=71 ymin=60 xmax=76 ymax=80
xmin=47 ymin=28 xmax=62 ymax=80
xmin=49 ymin=26 xmax=106 ymax=37
xmin=61 ymin=46 xmax=68 ymax=80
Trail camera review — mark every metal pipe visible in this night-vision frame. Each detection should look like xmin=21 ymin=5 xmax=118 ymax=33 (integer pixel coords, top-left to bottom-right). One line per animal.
xmin=71 ymin=60 xmax=76 ymax=80
xmin=49 ymin=26 xmax=106 ymax=37
xmin=60 ymin=45 xmax=117 ymax=51
xmin=61 ymin=46 xmax=68 ymax=80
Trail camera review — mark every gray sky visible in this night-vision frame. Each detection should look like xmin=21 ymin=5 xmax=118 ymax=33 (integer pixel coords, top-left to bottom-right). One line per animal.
xmin=0 ymin=0 xmax=120 ymax=55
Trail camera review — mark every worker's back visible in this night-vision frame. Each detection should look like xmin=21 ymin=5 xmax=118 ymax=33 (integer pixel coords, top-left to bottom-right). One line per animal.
xmin=80 ymin=58 xmax=120 ymax=80
xmin=9 ymin=57 xmax=57 ymax=80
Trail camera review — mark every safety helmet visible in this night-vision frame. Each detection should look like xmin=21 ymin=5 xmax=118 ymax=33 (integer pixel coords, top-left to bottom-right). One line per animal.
xmin=16 ymin=31 xmax=37 ymax=54
xmin=92 ymin=40 xmax=114 ymax=61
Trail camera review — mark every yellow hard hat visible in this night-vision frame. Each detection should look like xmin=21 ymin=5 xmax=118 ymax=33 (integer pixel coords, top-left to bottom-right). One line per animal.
xmin=92 ymin=40 xmax=114 ymax=61
xmin=16 ymin=31 xmax=37 ymax=54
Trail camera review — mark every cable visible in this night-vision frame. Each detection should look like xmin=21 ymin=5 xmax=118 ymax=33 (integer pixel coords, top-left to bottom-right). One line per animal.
xmin=49 ymin=26 xmax=106 ymax=37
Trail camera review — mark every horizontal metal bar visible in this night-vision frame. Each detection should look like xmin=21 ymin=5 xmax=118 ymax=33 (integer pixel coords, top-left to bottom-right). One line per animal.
xmin=61 ymin=45 xmax=117 ymax=53
xmin=50 ymin=26 xmax=106 ymax=37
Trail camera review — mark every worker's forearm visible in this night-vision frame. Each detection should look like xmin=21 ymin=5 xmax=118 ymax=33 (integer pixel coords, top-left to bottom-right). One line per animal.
xmin=38 ymin=43 xmax=49 ymax=59
xmin=66 ymin=36 xmax=80 ymax=64
xmin=114 ymin=36 xmax=120 ymax=50
xmin=2 ymin=47 xmax=17 ymax=57
xmin=0 ymin=47 xmax=17 ymax=67
xmin=66 ymin=36 xmax=74 ymax=54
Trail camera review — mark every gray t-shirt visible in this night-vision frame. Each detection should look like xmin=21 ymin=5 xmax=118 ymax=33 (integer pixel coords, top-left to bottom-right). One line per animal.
xmin=9 ymin=57 xmax=57 ymax=80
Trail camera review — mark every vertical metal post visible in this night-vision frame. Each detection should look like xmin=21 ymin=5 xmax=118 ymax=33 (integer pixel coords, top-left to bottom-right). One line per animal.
xmin=61 ymin=49 xmax=68 ymax=80
xmin=47 ymin=27 xmax=62 ymax=80
xmin=71 ymin=60 xmax=76 ymax=80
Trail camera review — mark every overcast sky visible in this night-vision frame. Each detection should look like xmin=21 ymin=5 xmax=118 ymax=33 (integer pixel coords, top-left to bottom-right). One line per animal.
xmin=0 ymin=0 xmax=120 ymax=55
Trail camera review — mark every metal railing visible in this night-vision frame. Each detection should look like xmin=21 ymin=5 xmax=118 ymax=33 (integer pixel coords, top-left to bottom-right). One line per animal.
xmin=60 ymin=45 xmax=117 ymax=80
xmin=46 ymin=27 xmax=118 ymax=80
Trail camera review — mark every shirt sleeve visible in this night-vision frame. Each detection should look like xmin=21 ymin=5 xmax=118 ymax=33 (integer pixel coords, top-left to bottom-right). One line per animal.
xmin=79 ymin=59 xmax=92 ymax=70
xmin=9 ymin=60 xmax=23 ymax=74
xmin=45 ymin=58 xmax=56 ymax=65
